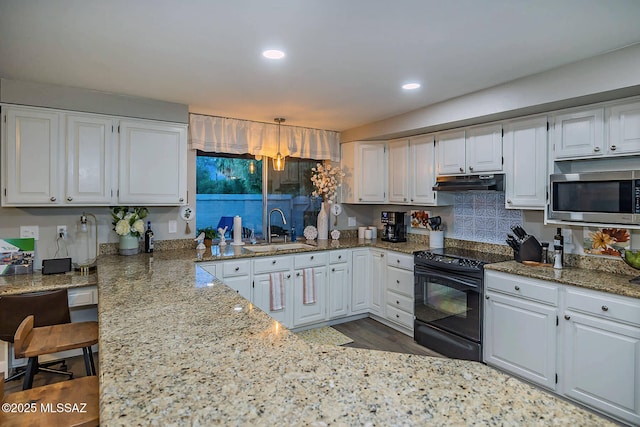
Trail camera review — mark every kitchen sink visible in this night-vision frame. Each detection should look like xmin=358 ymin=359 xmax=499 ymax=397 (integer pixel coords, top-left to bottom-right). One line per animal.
xmin=244 ymin=243 xmax=315 ymax=253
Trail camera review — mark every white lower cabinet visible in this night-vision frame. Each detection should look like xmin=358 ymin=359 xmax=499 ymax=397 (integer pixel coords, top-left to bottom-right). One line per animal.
xmin=485 ymin=270 xmax=640 ymax=425
xmin=292 ymin=253 xmax=328 ymax=327
xmin=561 ymin=288 xmax=640 ymax=425
xmin=328 ymin=250 xmax=351 ymax=319
xmin=199 ymin=259 xmax=251 ymax=300
xmin=252 ymin=256 xmax=293 ymax=328
xmin=384 ymin=251 xmax=414 ymax=334
xmin=369 ymin=249 xmax=386 ymax=316
xmin=351 ymin=249 xmax=370 ymax=314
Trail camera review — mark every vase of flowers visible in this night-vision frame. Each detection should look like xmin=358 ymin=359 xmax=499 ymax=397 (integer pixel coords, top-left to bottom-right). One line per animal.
xmin=111 ymin=206 xmax=148 ymax=255
xmin=310 ymin=163 xmax=345 ymax=240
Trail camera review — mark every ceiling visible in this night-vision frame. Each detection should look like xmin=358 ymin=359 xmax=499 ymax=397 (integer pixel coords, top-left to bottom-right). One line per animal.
xmin=1 ymin=0 xmax=640 ymax=132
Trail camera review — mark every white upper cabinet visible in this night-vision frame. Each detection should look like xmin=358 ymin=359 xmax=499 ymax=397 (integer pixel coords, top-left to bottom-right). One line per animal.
xmin=118 ymin=120 xmax=187 ymax=205
xmin=65 ymin=114 xmax=115 ymax=205
xmin=2 ymin=106 xmax=60 ymax=205
xmin=410 ymin=134 xmax=438 ymax=205
xmin=608 ymin=100 xmax=640 ymax=155
xmin=503 ymin=116 xmax=548 ymax=210
xmin=552 ymin=108 xmax=604 ymax=159
xmin=387 ymin=139 xmax=410 ymax=204
xmin=340 ymin=141 xmax=386 ymax=203
xmin=437 ymin=124 xmax=502 ymax=175
xmin=436 ymin=129 xmax=466 ymax=175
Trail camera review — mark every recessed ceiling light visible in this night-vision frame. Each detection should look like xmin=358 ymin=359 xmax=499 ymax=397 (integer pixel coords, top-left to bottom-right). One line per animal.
xmin=262 ymin=49 xmax=285 ymax=59
xmin=402 ymin=82 xmax=421 ymax=90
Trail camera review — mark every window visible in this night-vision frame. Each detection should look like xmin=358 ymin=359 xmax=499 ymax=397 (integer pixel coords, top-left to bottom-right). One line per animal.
xmin=196 ymin=152 xmax=321 ymax=241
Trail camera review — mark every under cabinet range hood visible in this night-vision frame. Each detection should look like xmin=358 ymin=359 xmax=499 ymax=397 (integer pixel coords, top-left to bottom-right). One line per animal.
xmin=433 ymin=174 xmax=504 ymax=191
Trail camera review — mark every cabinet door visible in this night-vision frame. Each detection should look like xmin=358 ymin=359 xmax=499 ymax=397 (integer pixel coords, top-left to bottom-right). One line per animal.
xmin=369 ymin=249 xmax=386 ymax=316
xmin=608 ymin=101 xmax=640 ymax=155
xmin=328 ymin=263 xmax=350 ymax=319
xmin=118 ymin=120 xmax=187 ymax=205
xmin=503 ymin=116 xmax=548 ymax=210
xmin=465 ymin=123 xmax=503 ymax=173
xmin=552 ymin=108 xmax=604 ymax=159
xmin=222 ymin=276 xmax=251 ymax=301
xmin=410 ymin=134 xmax=437 ymax=205
xmin=436 ymin=130 xmax=466 ymax=175
xmin=387 ymin=139 xmax=409 ymax=204
xmin=3 ymin=107 xmax=60 ymax=205
xmin=562 ymin=311 xmax=640 ymax=425
xmin=484 ymin=291 xmax=557 ymax=390
xmin=351 ymin=249 xmax=370 ymax=314
xmin=252 ymin=273 xmax=291 ymax=327
xmin=293 ymin=266 xmax=327 ymax=327
xmin=65 ymin=114 xmax=114 ymax=205
xmin=358 ymin=143 xmax=387 ymax=203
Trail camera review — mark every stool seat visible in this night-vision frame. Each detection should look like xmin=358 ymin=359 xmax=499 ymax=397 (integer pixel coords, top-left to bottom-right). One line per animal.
xmin=15 ymin=319 xmax=98 ymax=358
xmin=1 ymin=374 xmax=99 ymax=427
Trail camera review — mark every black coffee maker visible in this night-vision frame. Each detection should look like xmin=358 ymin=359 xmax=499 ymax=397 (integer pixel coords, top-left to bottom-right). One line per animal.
xmin=381 ymin=211 xmax=407 ymax=242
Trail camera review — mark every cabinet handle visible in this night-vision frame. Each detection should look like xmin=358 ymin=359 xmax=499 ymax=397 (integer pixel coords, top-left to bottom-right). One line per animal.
xmin=272 ymin=260 xmax=276 ymax=265
xmin=396 ymin=280 xmax=400 ymax=284
xmin=396 ymin=314 xmax=400 ymax=318
xmin=286 ymin=274 xmax=291 ymax=279
xmin=397 ymin=259 xmax=400 ymax=263
xmin=50 ymin=196 xmax=56 ymax=202
xmin=601 ymin=305 xmax=609 ymax=312
xmin=506 ymin=199 xmax=512 ymax=204
xmin=67 ymin=196 xmax=73 ymax=202
xmin=593 ymin=147 xmax=601 ymax=152
xmin=359 ymin=197 xmax=362 ymax=201
xmin=179 ymin=197 xmax=184 ymax=202
xmin=403 ymin=198 xmax=406 ymax=202
xmin=410 ymin=198 xmax=414 ymax=202
xmin=338 ymin=255 xmax=342 ymax=260
xmin=485 ymin=295 xmax=490 ymax=299
xmin=296 ymin=272 xmax=301 ymax=277
xmin=396 ymin=300 xmax=400 ymax=305
xmin=469 ymin=166 xmax=474 ymax=172
xmin=331 ymin=268 xmax=335 ymax=272
xmin=515 ymin=285 xmax=520 ymax=291
xmin=564 ymin=314 xmax=570 ymax=320
xmin=459 ymin=167 xmax=464 ymax=173
xmin=310 ymin=256 xmax=314 ymax=260
xmin=381 ymin=254 xmax=384 ymax=257
xmin=234 ymin=267 xmax=240 ymax=271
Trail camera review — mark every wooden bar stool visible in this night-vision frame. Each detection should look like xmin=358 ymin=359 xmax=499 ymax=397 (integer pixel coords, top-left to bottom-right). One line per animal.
xmin=14 ymin=315 xmax=98 ymax=390
xmin=1 ymin=373 xmax=99 ymax=427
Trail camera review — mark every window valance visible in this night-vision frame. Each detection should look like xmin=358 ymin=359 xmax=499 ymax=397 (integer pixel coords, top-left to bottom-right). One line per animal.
xmin=189 ymin=114 xmax=340 ymax=162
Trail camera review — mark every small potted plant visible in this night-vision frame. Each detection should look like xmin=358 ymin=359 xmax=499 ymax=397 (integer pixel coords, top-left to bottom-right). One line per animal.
xmin=196 ymin=226 xmax=218 ymax=247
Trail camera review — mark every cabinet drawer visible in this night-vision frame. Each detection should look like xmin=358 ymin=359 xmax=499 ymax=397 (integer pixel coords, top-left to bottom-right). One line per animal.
xmin=294 ymin=252 xmax=327 ymax=269
xmin=253 ymin=256 xmax=291 ymax=274
xmin=68 ymin=286 xmax=96 ymax=307
xmin=485 ymin=271 xmax=558 ymax=306
xmin=329 ymin=250 xmax=349 ymax=264
xmin=198 ymin=262 xmax=219 ymax=277
xmin=222 ymin=259 xmax=251 ymax=277
xmin=387 ymin=267 xmax=414 ymax=297
xmin=386 ymin=290 xmax=413 ymax=313
xmin=386 ymin=304 xmax=414 ymax=328
xmin=386 ymin=251 xmax=413 ymax=271
xmin=565 ymin=287 xmax=640 ymax=327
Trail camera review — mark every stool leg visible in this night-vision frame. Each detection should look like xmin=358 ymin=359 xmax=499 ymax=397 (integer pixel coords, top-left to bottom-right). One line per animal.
xmin=82 ymin=347 xmax=95 ymax=376
xmin=23 ymin=357 xmax=38 ymax=390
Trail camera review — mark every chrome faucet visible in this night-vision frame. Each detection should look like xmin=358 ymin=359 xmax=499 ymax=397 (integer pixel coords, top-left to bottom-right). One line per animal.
xmin=268 ymin=208 xmax=287 ymax=243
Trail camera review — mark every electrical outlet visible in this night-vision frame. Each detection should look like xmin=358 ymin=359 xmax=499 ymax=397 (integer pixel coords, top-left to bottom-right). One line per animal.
xmin=168 ymin=220 xmax=177 ymax=234
xmin=20 ymin=225 xmax=39 ymax=241
xmin=56 ymin=225 xmax=67 ymax=239
xmin=563 ymin=228 xmax=573 ymax=245
xmin=348 ymin=217 xmax=357 ymax=227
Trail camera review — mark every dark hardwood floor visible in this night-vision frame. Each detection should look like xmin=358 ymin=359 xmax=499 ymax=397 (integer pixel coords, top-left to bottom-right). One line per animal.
xmin=4 ymin=354 xmax=98 ymax=396
xmin=332 ymin=317 xmax=444 ymax=358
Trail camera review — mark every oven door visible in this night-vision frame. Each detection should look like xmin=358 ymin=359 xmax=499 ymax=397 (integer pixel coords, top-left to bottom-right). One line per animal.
xmin=414 ymin=266 xmax=482 ymax=342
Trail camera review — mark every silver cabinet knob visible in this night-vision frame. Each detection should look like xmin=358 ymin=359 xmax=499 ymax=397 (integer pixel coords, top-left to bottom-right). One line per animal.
xmin=515 ymin=285 xmax=520 ymax=291
xmin=469 ymin=166 xmax=474 ymax=172
xmin=594 ymin=147 xmax=601 ymax=152
xmin=564 ymin=314 xmax=571 ymax=320
xmin=50 ymin=196 xmax=56 ymax=202
xmin=601 ymin=305 xmax=609 ymax=312
xmin=179 ymin=197 xmax=184 ymax=202
xmin=66 ymin=196 xmax=73 ymax=201
xmin=610 ymin=145 xmax=616 ymax=151
xmin=507 ymin=199 xmax=512 ymax=204
xmin=459 ymin=167 xmax=464 ymax=173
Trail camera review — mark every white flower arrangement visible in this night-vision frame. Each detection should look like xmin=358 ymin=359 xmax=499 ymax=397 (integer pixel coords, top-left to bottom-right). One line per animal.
xmin=111 ymin=206 xmax=148 ymax=237
xmin=310 ymin=163 xmax=345 ymax=202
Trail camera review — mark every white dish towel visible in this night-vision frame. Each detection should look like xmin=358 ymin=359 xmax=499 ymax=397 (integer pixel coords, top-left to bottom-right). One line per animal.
xmin=303 ymin=268 xmax=316 ymax=305
xmin=269 ymin=272 xmax=285 ymax=311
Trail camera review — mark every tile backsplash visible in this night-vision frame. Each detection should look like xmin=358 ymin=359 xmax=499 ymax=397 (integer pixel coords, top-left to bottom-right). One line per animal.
xmin=452 ymin=192 xmax=522 ymax=245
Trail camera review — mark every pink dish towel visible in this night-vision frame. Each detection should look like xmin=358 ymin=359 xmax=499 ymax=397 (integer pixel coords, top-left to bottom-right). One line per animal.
xmin=269 ymin=272 xmax=285 ymax=311
xmin=303 ymin=268 xmax=316 ymax=305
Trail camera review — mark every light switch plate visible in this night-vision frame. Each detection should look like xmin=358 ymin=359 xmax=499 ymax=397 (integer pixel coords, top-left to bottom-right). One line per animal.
xmin=20 ymin=225 xmax=39 ymax=240
xmin=348 ymin=217 xmax=356 ymax=227
xmin=168 ymin=220 xmax=177 ymax=234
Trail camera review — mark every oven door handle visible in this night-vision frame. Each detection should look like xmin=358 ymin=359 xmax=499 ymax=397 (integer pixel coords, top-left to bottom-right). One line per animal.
xmin=414 ymin=268 xmax=480 ymax=291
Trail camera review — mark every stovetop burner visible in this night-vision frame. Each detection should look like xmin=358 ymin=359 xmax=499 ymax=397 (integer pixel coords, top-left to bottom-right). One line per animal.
xmin=414 ymin=248 xmax=511 ymax=273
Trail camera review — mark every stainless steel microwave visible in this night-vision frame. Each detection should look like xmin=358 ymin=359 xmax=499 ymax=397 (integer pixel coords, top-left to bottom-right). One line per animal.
xmin=549 ymin=171 xmax=640 ymax=225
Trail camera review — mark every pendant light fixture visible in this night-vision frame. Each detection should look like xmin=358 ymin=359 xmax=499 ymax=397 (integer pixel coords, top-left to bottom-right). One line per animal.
xmin=273 ymin=117 xmax=286 ymax=171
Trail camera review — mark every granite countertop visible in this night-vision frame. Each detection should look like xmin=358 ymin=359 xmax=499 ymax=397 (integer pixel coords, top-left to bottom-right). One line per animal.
xmin=0 ymin=269 xmax=97 ymax=296
xmin=486 ymin=261 xmax=640 ymax=299
xmin=97 ymin=250 xmax=610 ymax=426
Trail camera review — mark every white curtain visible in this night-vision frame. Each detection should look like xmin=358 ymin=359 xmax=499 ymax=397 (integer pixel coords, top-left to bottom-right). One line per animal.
xmin=189 ymin=114 xmax=340 ymax=161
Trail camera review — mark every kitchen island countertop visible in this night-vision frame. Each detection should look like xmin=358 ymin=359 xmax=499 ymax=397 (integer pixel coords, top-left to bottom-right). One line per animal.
xmin=97 ymin=249 xmax=611 ymax=425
